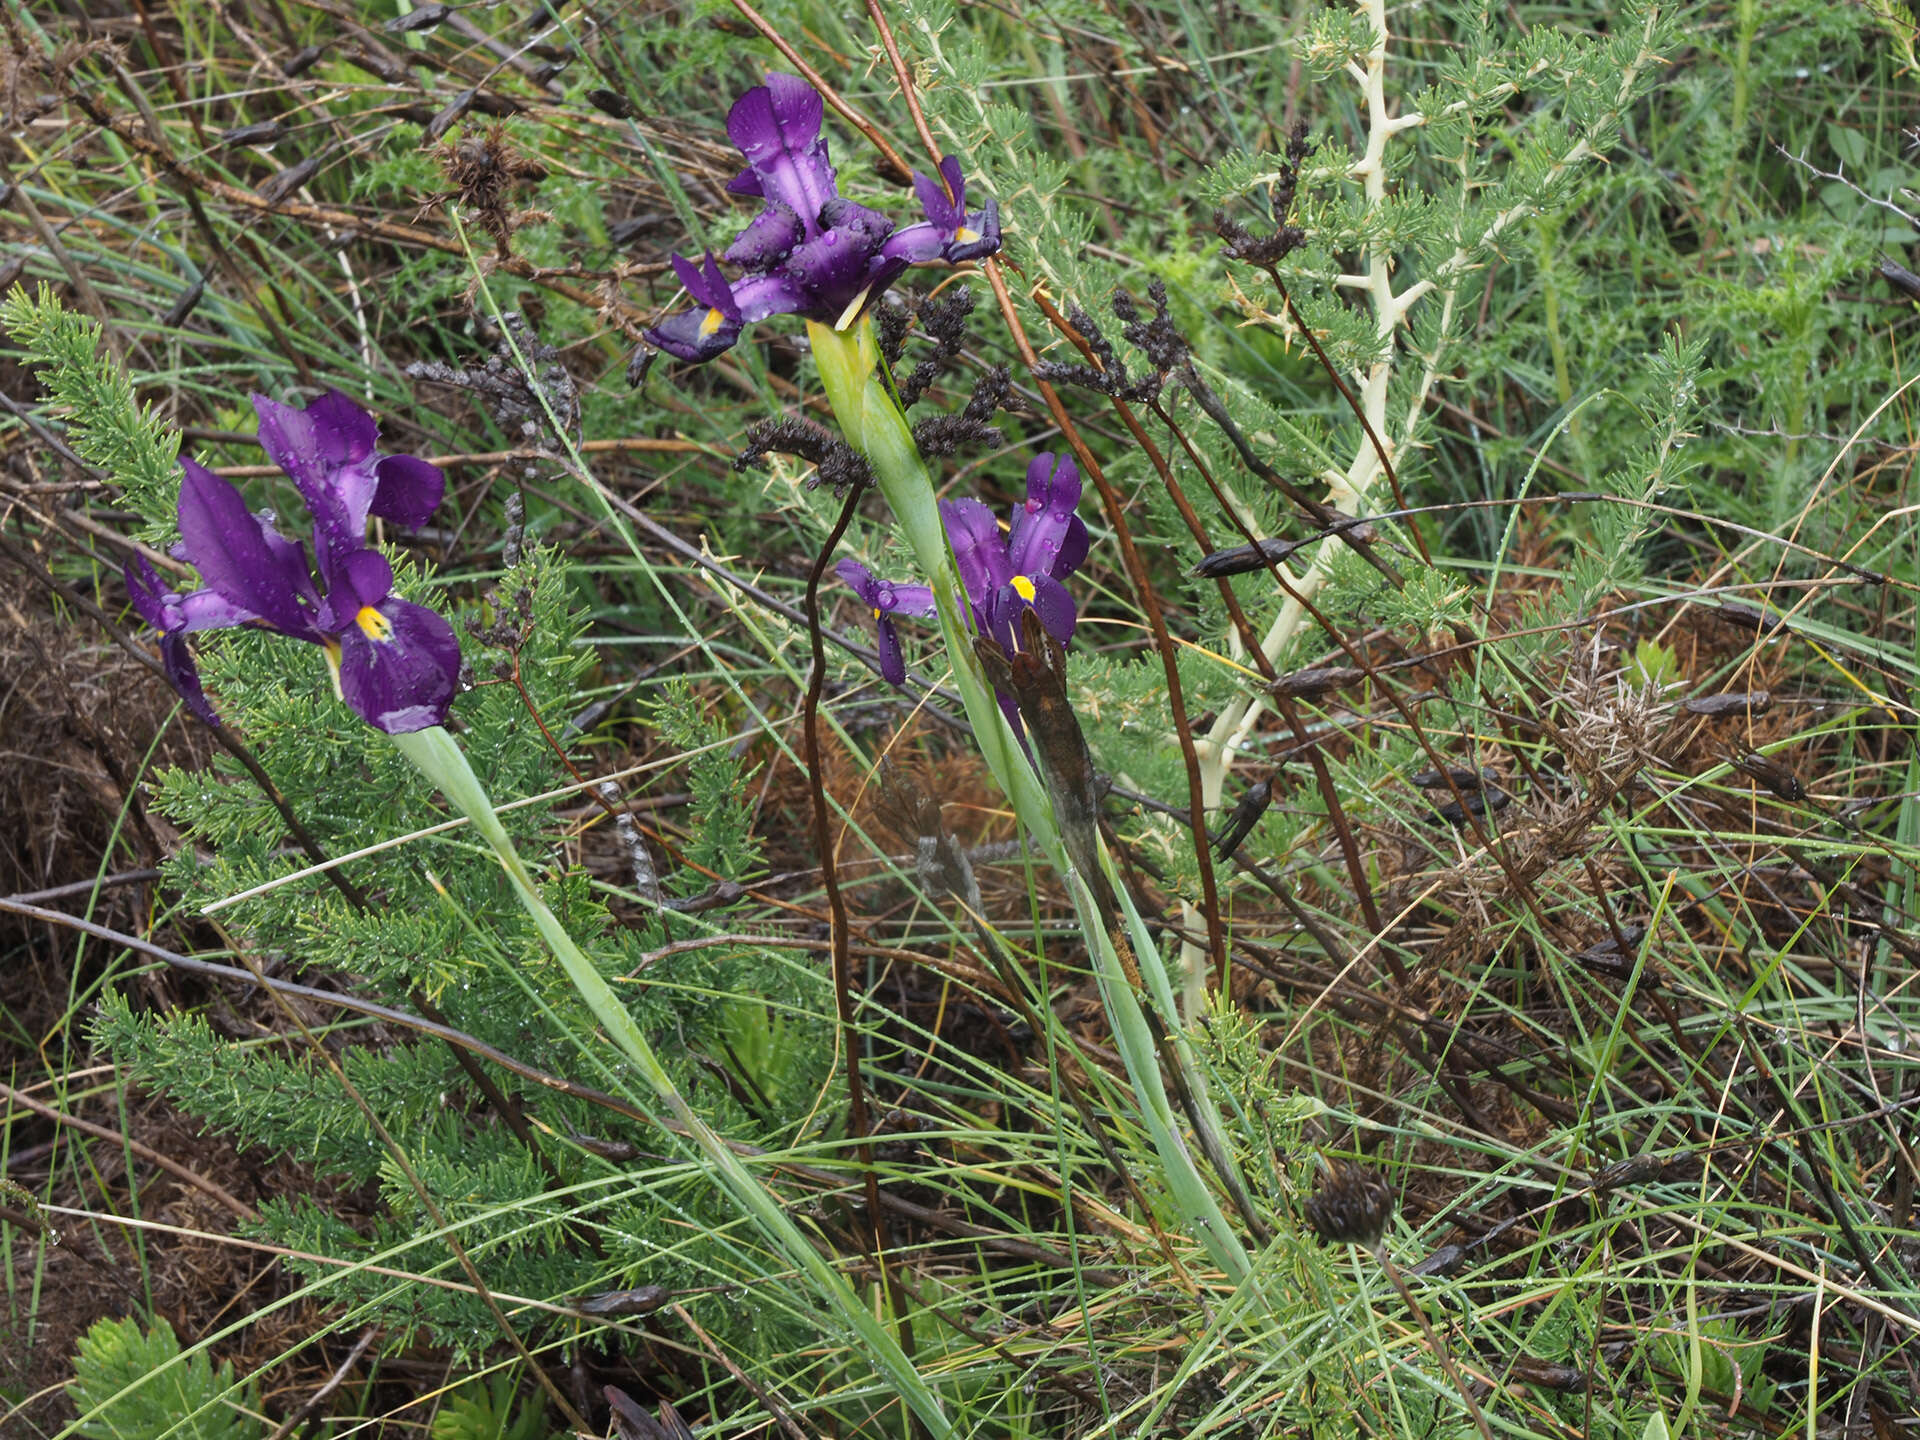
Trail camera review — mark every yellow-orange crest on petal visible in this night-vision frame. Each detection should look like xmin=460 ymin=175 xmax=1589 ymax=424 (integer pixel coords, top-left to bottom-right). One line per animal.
xmin=698 ymin=307 xmax=727 ymax=338
xmin=356 ymin=606 xmax=394 ymax=643
xmin=1011 ymin=575 xmax=1037 ymax=603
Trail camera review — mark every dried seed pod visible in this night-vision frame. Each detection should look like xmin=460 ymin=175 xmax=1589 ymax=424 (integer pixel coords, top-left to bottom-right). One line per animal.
xmin=1683 ymin=690 xmax=1772 ymax=717
xmin=1717 ymin=601 xmax=1788 ymax=634
xmin=257 ymin=153 xmax=325 ymax=205
xmin=386 ymin=2 xmax=450 ymax=31
xmin=217 ymin=119 xmax=286 ymax=148
xmin=574 ymin=1284 xmax=671 ymax=1318
xmin=1427 ymin=788 xmax=1510 ymax=827
xmin=1573 ymin=925 xmax=1647 ymax=980
xmin=1412 ymin=765 xmax=1497 ymax=791
xmin=1881 ymin=259 xmax=1920 ymax=301
xmin=586 ymin=87 xmax=636 ymax=119
xmin=282 ymin=44 xmax=325 ymax=78
xmin=1730 ymin=750 xmax=1805 ymax=802
xmin=1407 ymin=1243 xmax=1466 ymax=1277
xmin=1304 ymin=1159 xmax=1394 ymax=1248
xmin=1589 ymin=1153 xmax=1672 ymax=1192
xmin=1213 ymin=778 xmax=1273 ymax=858
xmin=605 ymin=1388 xmax=696 ymax=1440
xmin=1269 ymin=665 xmax=1365 ymax=698
xmin=569 ymin=1132 xmax=641 ymax=1161
xmin=1192 ymin=535 xmax=1308 ymax=578
xmin=342 ymin=43 xmax=407 ymax=82
xmin=1504 ymin=1358 xmax=1590 ymax=1394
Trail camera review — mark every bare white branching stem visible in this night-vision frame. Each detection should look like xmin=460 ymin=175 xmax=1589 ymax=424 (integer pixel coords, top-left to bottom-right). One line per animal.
xmin=1177 ymin=4 xmax=1667 ymax=1015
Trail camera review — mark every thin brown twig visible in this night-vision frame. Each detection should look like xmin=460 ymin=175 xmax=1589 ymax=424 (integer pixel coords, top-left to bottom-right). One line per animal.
xmin=0 ymin=1079 xmax=257 ymax=1221
xmin=802 ymin=485 xmax=912 ymax=1355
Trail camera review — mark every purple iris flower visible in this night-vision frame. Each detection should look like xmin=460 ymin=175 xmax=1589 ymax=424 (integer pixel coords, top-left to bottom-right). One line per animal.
xmin=943 ymin=451 xmax=1089 ymax=653
xmin=834 ymin=558 xmax=935 ymax=685
xmin=125 ymin=391 xmax=460 ymax=735
xmin=837 ymin=452 xmax=1088 ymax=690
xmin=644 ymin=72 xmax=1001 ymax=364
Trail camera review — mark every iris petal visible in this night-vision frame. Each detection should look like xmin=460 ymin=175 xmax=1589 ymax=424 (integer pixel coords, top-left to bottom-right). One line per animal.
xmin=875 ymin=614 xmax=906 ymax=685
xmin=876 ymin=581 xmax=936 ymax=619
xmin=725 ymin=201 xmax=804 ymax=269
xmin=158 ymin=633 xmax=221 ymax=726
xmin=175 ymin=457 xmax=316 ymax=637
xmin=940 ymin=497 xmax=1013 ymax=604
xmin=729 ymin=271 xmax=810 ymax=325
xmin=125 ymin=554 xmax=175 ymax=632
xmin=644 ymin=305 xmax=744 ymax=363
xmin=835 ymin=556 xmax=876 ymax=600
xmin=837 ymin=559 xmax=935 ymax=687
xmin=334 ymin=597 xmax=461 ymax=734
xmin=1007 ymin=453 xmax=1090 ymax=581
xmin=371 ymin=453 xmax=446 ymax=528
xmin=252 ymin=391 xmax=379 ymax=564
xmin=726 ymin=73 xmax=837 ymax=233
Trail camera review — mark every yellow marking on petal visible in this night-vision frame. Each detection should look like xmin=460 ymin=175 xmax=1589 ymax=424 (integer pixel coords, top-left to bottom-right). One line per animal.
xmin=955 ymin=227 xmax=980 ymax=244
xmin=833 ymin=285 xmax=875 ymax=332
xmin=871 ymin=607 xmax=883 ymax=620
xmin=1011 ymin=575 xmax=1037 ymax=603
xmin=698 ymin=306 xmax=726 ymax=338
xmin=356 ymin=606 xmax=394 ymax=643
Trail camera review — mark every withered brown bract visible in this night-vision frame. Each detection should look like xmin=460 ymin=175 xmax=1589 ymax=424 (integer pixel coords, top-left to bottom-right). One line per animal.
xmin=976 ymin=609 xmax=1121 ymax=926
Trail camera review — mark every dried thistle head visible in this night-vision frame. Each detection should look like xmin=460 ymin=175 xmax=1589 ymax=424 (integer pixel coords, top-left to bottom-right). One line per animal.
xmin=1559 ymin=629 xmax=1674 ymax=780
xmin=1304 ymin=1158 xmax=1394 ymax=1250
xmin=433 ymin=122 xmax=547 ymax=255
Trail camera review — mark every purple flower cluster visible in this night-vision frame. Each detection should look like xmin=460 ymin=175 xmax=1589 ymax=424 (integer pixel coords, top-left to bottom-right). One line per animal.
xmin=840 ymin=452 xmax=1089 ymax=686
xmin=645 ymin=72 xmax=1001 ymax=365
xmin=127 ymin=391 xmax=461 ymax=735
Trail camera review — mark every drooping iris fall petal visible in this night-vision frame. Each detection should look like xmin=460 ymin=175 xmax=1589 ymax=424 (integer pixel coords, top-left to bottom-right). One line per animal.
xmin=333 ymin=595 xmax=463 ymax=735
xmin=646 ymin=253 xmax=746 ymax=364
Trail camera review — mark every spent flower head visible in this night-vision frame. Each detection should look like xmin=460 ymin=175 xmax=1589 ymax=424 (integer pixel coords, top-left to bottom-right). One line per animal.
xmin=1304 ymin=1159 xmax=1394 ymax=1250
xmin=644 ymin=72 xmax=1001 ymax=365
xmin=126 ymin=391 xmax=460 ymax=735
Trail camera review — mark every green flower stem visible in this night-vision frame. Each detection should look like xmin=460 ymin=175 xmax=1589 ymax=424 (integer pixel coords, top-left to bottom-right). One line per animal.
xmin=807 ymin=318 xmax=1255 ymax=1289
xmin=389 ymin=724 xmax=954 ymax=1440
xmin=807 ymin=317 xmax=1050 ymax=851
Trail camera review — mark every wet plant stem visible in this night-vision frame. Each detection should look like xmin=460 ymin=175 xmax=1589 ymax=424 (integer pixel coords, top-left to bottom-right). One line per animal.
xmin=389 ymin=724 xmax=956 ymax=1439
xmin=807 ymin=316 xmax=1258 ymax=1289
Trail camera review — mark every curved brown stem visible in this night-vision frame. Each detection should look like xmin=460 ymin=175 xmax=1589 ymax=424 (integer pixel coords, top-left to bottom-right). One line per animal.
xmin=801 ymin=486 xmax=913 ymax=1357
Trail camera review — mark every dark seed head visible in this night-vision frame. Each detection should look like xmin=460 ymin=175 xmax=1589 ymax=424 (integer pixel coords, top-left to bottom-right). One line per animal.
xmin=1304 ymin=1159 xmax=1393 ymax=1249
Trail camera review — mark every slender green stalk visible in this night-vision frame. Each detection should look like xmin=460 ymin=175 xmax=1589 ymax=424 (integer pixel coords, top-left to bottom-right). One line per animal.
xmin=807 ymin=317 xmax=1051 ymax=849
xmin=388 ymin=724 xmax=955 ymax=1439
xmin=807 ymin=317 xmax=1256 ymax=1288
